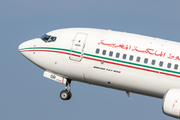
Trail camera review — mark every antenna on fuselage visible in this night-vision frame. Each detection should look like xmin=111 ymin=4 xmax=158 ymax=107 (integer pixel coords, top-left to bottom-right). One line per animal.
xmin=126 ymin=91 xmax=130 ymax=99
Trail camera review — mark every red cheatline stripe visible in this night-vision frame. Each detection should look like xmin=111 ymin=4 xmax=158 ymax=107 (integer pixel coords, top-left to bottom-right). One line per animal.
xmin=20 ymin=49 xmax=180 ymax=78
xmin=20 ymin=49 xmax=80 ymax=57
xmin=84 ymin=56 xmax=180 ymax=77
xmin=20 ymin=49 xmax=70 ymax=55
xmin=83 ymin=56 xmax=159 ymax=74
xmin=160 ymin=72 xmax=180 ymax=78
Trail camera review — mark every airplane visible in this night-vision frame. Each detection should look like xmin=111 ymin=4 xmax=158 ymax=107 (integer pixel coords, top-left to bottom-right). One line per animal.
xmin=19 ymin=28 xmax=180 ymax=119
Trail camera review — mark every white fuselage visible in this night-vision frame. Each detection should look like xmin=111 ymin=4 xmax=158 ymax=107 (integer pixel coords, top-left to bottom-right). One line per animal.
xmin=19 ymin=28 xmax=180 ymax=98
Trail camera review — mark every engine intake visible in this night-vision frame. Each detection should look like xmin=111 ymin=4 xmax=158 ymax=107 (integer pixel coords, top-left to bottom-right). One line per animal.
xmin=163 ymin=88 xmax=180 ymax=118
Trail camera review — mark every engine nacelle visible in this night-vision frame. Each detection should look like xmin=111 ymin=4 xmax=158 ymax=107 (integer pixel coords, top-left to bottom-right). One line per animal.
xmin=163 ymin=88 xmax=180 ymax=118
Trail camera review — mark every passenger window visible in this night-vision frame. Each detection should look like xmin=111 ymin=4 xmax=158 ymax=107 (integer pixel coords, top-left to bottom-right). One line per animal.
xmin=167 ymin=63 xmax=171 ymax=68
xmin=122 ymin=54 xmax=127 ymax=59
xmin=174 ymin=64 xmax=178 ymax=70
xmin=102 ymin=50 xmax=106 ymax=55
xmin=151 ymin=60 xmax=156 ymax=65
xmin=96 ymin=48 xmax=100 ymax=54
xmin=144 ymin=58 xmax=148 ymax=64
xmin=109 ymin=51 xmax=113 ymax=57
xmin=116 ymin=53 xmax=120 ymax=58
xmin=129 ymin=55 xmax=133 ymax=61
xmin=159 ymin=61 xmax=163 ymax=67
xmin=136 ymin=57 xmax=140 ymax=62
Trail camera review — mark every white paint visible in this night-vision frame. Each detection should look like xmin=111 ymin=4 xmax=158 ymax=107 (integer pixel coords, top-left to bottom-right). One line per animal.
xmin=43 ymin=71 xmax=67 ymax=84
xmin=19 ymin=28 xmax=180 ymax=118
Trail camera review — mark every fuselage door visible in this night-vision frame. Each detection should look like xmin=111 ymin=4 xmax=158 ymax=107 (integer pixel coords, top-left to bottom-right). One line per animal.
xmin=69 ymin=33 xmax=88 ymax=61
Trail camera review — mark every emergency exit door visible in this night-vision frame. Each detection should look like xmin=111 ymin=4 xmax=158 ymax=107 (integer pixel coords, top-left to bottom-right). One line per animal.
xmin=69 ymin=33 xmax=88 ymax=61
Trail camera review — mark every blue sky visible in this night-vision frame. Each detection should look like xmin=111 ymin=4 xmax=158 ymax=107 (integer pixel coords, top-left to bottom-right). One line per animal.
xmin=1 ymin=0 xmax=180 ymax=120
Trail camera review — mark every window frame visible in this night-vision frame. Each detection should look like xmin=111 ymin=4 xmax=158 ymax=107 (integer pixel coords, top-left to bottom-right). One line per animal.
xmin=116 ymin=53 xmax=120 ymax=58
xmin=96 ymin=48 xmax=100 ymax=54
xmin=102 ymin=50 xmax=107 ymax=55
xmin=151 ymin=60 xmax=156 ymax=65
xmin=129 ymin=55 xmax=134 ymax=61
xmin=122 ymin=54 xmax=127 ymax=59
xmin=159 ymin=61 xmax=163 ymax=67
xmin=144 ymin=58 xmax=148 ymax=64
xmin=41 ymin=34 xmax=57 ymax=43
xmin=167 ymin=63 xmax=172 ymax=68
xmin=109 ymin=51 xmax=113 ymax=57
xmin=136 ymin=57 xmax=141 ymax=62
xmin=174 ymin=64 xmax=179 ymax=70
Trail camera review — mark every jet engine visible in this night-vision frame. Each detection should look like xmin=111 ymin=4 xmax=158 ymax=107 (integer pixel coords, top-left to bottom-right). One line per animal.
xmin=163 ymin=88 xmax=180 ymax=118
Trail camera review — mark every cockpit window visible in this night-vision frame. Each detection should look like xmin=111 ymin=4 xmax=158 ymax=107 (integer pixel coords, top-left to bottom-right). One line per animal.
xmin=48 ymin=37 xmax=56 ymax=42
xmin=41 ymin=34 xmax=56 ymax=43
xmin=42 ymin=35 xmax=51 ymax=42
xmin=41 ymin=34 xmax=46 ymax=39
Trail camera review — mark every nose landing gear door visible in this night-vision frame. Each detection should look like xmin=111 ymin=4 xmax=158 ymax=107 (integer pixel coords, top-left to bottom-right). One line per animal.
xmin=69 ymin=33 xmax=88 ymax=61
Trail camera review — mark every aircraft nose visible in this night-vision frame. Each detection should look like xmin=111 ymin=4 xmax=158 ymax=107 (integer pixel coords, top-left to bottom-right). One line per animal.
xmin=18 ymin=40 xmax=33 ymax=51
xmin=18 ymin=40 xmax=33 ymax=59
